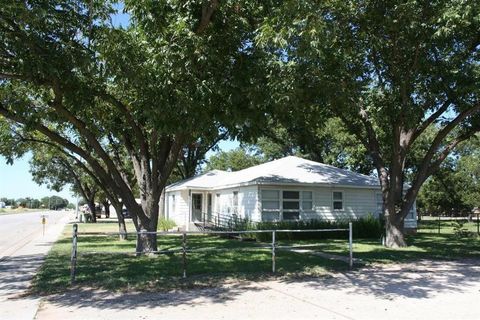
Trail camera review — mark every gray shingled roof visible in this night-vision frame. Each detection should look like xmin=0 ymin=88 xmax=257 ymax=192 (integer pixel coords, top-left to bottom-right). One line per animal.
xmin=166 ymin=156 xmax=380 ymax=191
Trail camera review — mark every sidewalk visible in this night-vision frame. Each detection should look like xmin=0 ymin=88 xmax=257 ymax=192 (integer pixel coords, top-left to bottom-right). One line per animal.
xmin=0 ymin=213 xmax=71 ymax=320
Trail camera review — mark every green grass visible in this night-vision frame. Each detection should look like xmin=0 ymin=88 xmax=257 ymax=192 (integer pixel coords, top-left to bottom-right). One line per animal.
xmin=33 ymin=220 xmax=480 ymax=295
xmin=281 ymin=231 xmax=480 ymax=264
xmin=32 ymin=222 xmax=346 ymax=294
xmin=417 ymin=218 xmax=480 ymax=234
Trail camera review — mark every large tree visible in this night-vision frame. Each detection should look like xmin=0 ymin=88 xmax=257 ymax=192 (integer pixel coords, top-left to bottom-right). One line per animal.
xmin=258 ymin=0 xmax=480 ymax=246
xmin=0 ymin=0 xmax=268 ymax=252
xmin=250 ymin=118 xmax=373 ymax=174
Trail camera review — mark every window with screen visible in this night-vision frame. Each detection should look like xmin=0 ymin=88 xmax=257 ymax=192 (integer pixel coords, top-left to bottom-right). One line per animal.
xmin=261 ymin=190 xmax=280 ymax=221
xmin=282 ymin=191 xmax=300 ymax=220
xmin=333 ymin=191 xmax=343 ymax=210
xmin=302 ymin=191 xmax=313 ymax=211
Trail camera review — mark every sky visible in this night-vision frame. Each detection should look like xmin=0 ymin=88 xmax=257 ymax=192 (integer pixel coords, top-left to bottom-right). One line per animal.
xmin=0 ymin=140 xmax=240 ymax=203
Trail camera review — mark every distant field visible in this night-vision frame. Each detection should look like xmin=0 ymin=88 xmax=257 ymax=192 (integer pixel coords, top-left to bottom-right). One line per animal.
xmin=0 ymin=208 xmax=48 ymax=215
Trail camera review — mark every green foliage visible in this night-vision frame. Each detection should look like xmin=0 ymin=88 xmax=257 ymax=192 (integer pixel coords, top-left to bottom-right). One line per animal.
xmin=205 ymin=147 xmax=264 ymax=172
xmin=40 ymin=195 xmax=69 ymax=210
xmin=452 ymin=220 xmax=473 ymax=238
xmin=0 ymin=0 xmax=273 ymax=236
xmin=158 ymin=218 xmax=177 ymax=231
xmin=418 ymin=135 xmax=480 ymax=215
xmin=249 ymin=118 xmax=373 ymax=174
xmin=255 ymin=0 xmax=480 ymax=247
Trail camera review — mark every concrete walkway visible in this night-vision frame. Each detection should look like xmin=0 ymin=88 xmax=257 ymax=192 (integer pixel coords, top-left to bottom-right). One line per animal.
xmin=0 ymin=212 xmax=71 ymax=320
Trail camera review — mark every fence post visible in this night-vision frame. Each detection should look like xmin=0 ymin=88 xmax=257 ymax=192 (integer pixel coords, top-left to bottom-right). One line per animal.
xmin=348 ymin=222 xmax=353 ymax=269
xmin=70 ymin=223 xmax=78 ymax=284
xmin=272 ymin=230 xmax=276 ymax=273
xmin=438 ymin=214 xmax=441 ymax=234
xmin=182 ymin=232 xmax=187 ymax=279
xmin=477 ymin=213 xmax=479 ymax=235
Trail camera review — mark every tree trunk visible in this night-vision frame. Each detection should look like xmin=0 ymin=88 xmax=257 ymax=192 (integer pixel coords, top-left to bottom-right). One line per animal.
xmin=87 ymin=200 xmax=97 ymax=223
xmin=135 ymin=197 xmax=159 ymax=255
xmin=114 ymin=203 xmax=127 ymax=240
xmin=385 ymin=213 xmax=407 ymax=248
xmin=103 ymin=200 xmax=110 ymax=218
xmin=136 ymin=229 xmax=158 ymax=254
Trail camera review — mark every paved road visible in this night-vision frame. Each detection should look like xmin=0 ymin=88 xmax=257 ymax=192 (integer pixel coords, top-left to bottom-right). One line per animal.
xmin=0 ymin=210 xmax=71 ymax=319
xmin=0 ymin=210 xmax=65 ymax=260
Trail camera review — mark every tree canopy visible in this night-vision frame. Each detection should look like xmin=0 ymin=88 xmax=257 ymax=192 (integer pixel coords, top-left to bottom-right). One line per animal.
xmin=257 ymin=0 xmax=480 ymax=246
xmin=0 ymin=0 xmax=270 ymax=252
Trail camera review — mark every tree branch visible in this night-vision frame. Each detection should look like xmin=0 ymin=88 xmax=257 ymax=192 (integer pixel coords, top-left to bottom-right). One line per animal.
xmin=196 ymin=0 xmax=219 ymax=34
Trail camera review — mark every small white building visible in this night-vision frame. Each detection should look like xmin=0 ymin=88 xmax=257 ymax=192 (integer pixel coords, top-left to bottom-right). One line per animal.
xmin=164 ymin=156 xmax=417 ymax=231
xmin=0 ymin=201 xmax=5 ymax=209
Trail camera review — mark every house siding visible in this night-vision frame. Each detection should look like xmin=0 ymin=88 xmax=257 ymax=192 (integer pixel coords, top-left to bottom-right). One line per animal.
xmin=166 ymin=184 xmax=417 ymax=229
xmin=165 ymin=190 xmax=189 ymax=228
xmin=258 ymin=185 xmax=381 ymax=222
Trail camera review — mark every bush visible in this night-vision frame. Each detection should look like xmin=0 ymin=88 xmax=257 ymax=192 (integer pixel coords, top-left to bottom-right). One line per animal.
xmin=232 ymin=213 xmax=383 ymax=242
xmin=452 ymin=220 xmax=473 ymax=238
xmin=158 ymin=218 xmax=177 ymax=231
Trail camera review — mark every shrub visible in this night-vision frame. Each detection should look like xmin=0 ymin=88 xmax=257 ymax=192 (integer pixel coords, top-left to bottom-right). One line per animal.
xmin=231 ymin=213 xmax=383 ymax=242
xmin=158 ymin=218 xmax=177 ymax=231
xmin=452 ymin=220 xmax=472 ymax=238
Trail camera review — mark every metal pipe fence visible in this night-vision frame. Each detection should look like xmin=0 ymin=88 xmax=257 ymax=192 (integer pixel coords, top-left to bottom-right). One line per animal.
xmin=70 ymin=222 xmax=353 ymax=284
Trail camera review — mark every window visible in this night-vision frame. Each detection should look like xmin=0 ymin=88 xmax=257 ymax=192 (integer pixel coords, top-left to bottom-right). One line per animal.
xmin=233 ymin=191 xmax=238 ymax=207
xmin=233 ymin=191 xmax=238 ymax=214
xmin=283 ymin=191 xmax=300 ymax=220
xmin=302 ymin=191 xmax=313 ymax=211
xmin=261 ymin=190 xmax=280 ymax=221
xmin=333 ymin=191 xmax=343 ymax=210
xmin=261 ymin=189 xmax=314 ymax=221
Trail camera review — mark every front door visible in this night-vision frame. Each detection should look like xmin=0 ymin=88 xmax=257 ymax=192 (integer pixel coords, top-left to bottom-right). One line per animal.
xmin=192 ymin=193 xmax=203 ymax=222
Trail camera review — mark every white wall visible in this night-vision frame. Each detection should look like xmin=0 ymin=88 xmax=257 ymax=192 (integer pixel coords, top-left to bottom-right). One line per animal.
xmin=165 ymin=190 xmax=189 ymax=228
xmin=210 ymin=186 xmax=259 ymax=220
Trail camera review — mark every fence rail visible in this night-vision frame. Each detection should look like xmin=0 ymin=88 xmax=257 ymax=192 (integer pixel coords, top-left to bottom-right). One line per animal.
xmin=70 ymin=223 xmax=353 ymax=284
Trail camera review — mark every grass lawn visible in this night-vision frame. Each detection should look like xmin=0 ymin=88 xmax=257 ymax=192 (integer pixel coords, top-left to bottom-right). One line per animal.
xmin=417 ymin=218 xmax=480 ymax=234
xmin=33 ymin=220 xmax=480 ymax=295
xmin=33 ymin=222 xmax=347 ymax=294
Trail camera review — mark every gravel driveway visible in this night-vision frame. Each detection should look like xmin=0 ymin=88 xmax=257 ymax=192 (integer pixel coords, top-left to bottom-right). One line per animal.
xmin=35 ymin=259 xmax=480 ymax=320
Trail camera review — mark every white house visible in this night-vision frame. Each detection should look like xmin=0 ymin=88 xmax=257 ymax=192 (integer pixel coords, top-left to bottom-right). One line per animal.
xmin=164 ymin=156 xmax=417 ymax=231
